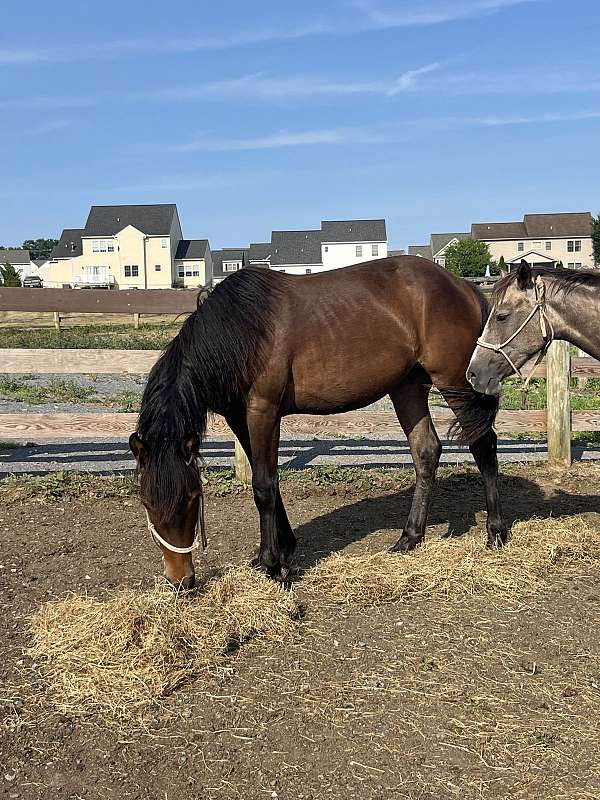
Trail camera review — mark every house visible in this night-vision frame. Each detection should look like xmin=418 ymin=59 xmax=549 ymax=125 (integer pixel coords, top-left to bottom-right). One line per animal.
xmin=269 ymin=219 xmax=388 ymax=275
xmin=174 ymin=240 xmax=213 ymax=287
xmin=0 ymin=248 xmax=37 ymax=281
xmin=472 ymin=212 xmax=594 ymax=270
xmin=44 ymin=204 xmax=211 ymax=289
xmin=408 ymin=233 xmax=470 ymax=266
xmin=409 ymin=212 xmax=595 ymax=272
xmin=211 ymin=248 xmax=249 ymax=283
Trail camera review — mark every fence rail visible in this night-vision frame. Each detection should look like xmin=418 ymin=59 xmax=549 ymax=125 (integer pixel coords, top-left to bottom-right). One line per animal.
xmin=0 ymin=287 xmax=597 ymax=471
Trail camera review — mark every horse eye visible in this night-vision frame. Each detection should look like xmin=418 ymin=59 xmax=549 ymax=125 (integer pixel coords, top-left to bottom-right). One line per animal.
xmin=496 ymin=312 xmax=510 ymax=322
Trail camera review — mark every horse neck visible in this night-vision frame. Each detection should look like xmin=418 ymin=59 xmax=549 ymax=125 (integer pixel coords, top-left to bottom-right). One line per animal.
xmin=546 ymin=278 xmax=600 ymax=360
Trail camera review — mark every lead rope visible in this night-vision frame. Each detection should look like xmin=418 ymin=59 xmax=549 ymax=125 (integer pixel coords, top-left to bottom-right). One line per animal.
xmin=475 ymin=277 xmax=555 ymax=405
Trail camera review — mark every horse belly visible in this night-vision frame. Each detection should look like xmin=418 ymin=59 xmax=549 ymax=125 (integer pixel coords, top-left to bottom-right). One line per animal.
xmin=290 ymin=341 xmax=413 ymax=414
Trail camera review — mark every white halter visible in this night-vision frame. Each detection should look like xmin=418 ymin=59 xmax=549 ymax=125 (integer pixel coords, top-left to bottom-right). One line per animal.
xmin=144 ymin=460 xmax=208 ymax=555
xmin=476 ymin=276 xmax=555 ymax=392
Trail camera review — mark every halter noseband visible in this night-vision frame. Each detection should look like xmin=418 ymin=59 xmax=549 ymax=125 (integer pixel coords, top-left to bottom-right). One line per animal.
xmin=476 ymin=276 xmax=555 ymax=391
xmin=144 ymin=458 xmax=208 ymax=555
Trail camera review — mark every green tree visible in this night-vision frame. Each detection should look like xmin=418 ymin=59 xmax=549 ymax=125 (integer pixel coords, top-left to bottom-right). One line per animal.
xmin=444 ymin=239 xmax=495 ymax=278
xmin=497 ymin=254 xmax=507 ymax=275
xmin=592 ymin=214 xmax=600 ymax=268
xmin=0 ymin=262 xmax=22 ymax=287
xmin=21 ymin=238 xmax=58 ymax=260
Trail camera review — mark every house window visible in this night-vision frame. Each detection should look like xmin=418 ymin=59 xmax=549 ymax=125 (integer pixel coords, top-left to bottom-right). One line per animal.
xmin=372 ymin=244 xmax=379 ymax=257
xmin=533 ymin=241 xmax=541 ymax=248
xmin=324 ymin=246 xmax=328 ymax=252
xmin=155 ymin=264 xmax=161 ymax=271
xmin=517 ymin=242 xmax=524 ymax=252
xmin=177 ymin=268 xmax=184 ymax=278
xmin=224 ymin=262 xmax=239 ymax=272
xmin=306 ymin=269 xmax=312 ymax=274
xmin=356 ymin=245 xmax=363 ymax=258
xmin=568 ymin=262 xmax=582 ymax=269
xmin=186 ymin=271 xmax=192 ymax=277
xmin=193 ymin=270 xmax=199 ymax=277
xmin=568 ymin=240 xmax=582 ymax=252
xmin=546 ymin=241 xmax=552 ymax=251
xmin=92 ymin=239 xmax=114 ymax=253
xmin=124 ymin=265 xmax=138 ymax=277
xmin=161 ymin=239 xmax=168 ymax=249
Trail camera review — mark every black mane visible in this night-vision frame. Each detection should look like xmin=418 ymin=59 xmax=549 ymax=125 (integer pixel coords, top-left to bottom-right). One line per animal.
xmin=493 ymin=266 xmax=600 ymax=304
xmin=136 ymin=268 xmax=282 ymax=520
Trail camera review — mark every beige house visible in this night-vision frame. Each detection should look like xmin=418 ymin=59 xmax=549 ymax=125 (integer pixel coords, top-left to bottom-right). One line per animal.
xmin=409 ymin=212 xmax=596 ymax=271
xmin=45 ymin=204 xmax=212 ymax=289
xmin=472 ymin=212 xmax=595 ymax=270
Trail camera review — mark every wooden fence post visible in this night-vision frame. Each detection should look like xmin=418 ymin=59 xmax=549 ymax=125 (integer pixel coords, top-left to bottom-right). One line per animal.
xmin=234 ymin=438 xmax=252 ymax=484
xmin=133 ymin=313 xmax=140 ymax=329
xmin=546 ymin=339 xmax=571 ymax=467
xmin=53 ymin=312 xmax=61 ymax=332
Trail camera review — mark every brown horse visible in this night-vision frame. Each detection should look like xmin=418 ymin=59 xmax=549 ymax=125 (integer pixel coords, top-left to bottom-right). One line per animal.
xmin=130 ymin=257 xmax=506 ymax=588
xmin=467 ymin=261 xmax=600 ymax=396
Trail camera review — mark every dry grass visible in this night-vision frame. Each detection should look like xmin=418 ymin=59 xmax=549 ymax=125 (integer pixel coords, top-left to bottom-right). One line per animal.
xmin=303 ymin=515 xmax=600 ymax=605
xmin=28 ymin=516 xmax=600 ymax=726
xmin=29 ymin=565 xmax=300 ymax=720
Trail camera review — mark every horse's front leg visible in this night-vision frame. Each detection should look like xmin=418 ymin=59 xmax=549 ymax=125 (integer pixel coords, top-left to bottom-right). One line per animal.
xmin=247 ymin=404 xmax=285 ymax=577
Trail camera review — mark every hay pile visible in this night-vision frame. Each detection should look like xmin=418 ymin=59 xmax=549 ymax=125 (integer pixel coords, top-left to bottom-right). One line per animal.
xmin=304 ymin=515 xmax=600 ymax=605
xmin=29 ymin=515 xmax=600 ymax=721
xmin=29 ymin=565 xmax=300 ymax=719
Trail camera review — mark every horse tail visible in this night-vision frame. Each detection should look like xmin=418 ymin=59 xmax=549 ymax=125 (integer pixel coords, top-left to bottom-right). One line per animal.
xmin=443 ymin=281 xmax=498 ymax=444
xmin=444 ymin=389 xmax=499 ymax=445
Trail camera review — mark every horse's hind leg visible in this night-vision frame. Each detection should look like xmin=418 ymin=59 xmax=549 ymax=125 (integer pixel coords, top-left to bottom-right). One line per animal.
xmin=468 ymin=430 xmax=507 ymax=548
xmin=439 ymin=391 xmax=507 ymax=549
xmin=226 ymin=411 xmax=296 ymax=573
xmin=389 ymin=376 xmax=441 ymax=553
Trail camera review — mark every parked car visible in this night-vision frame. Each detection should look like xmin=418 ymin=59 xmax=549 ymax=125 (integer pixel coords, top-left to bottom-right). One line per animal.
xmin=22 ymin=275 xmax=43 ymax=288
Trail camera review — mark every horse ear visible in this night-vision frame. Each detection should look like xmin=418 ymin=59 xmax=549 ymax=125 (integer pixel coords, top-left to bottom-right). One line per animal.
xmin=129 ymin=432 xmax=146 ymax=465
xmin=516 ymin=259 xmax=533 ymax=290
xmin=182 ymin=433 xmax=200 ymax=465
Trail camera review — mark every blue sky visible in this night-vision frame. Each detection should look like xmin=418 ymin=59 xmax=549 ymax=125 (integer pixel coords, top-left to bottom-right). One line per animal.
xmin=1 ymin=0 xmax=598 ymax=249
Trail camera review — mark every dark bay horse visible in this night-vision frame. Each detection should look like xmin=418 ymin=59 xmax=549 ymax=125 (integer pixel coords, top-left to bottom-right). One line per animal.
xmin=467 ymin=261 xmax=600 ymax=396
xmin=130 ymin=257 xmax=506 ymax=588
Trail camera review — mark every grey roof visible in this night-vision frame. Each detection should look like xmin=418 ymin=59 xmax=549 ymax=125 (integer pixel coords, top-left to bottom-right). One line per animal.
xmin=388 ymin=249 xmax=406 ymax=257
xmin=51 ymin=229 xmax=84 ymax=259
xmin=271 ymin=229 xmax=323 ymax=266
xmin=408 ymin=245 xmax=433 ymax=259
xmin=248 ymin=242 xmax=271 ymax=262
xmin=83 ymin=204 xmax=177 ymax=237
xmin=321 ymin=219 xmax=386 ymax=243
xmin=472 ymin=221 xmax=527 ymax=240
xmin=32 ymin=259 xmax=47 ymax=267
xmin=523 ymin=212 xmax=593 ymax=238
xmin=430 ymin=232 xmax=471 ymax=256
xmin=211 ymin=248 xmax=248 ymax=278
xmin=0 ymin=248 xmax=31 ymax=265
xmin=175 ymin=239 xmax=209 ymax=260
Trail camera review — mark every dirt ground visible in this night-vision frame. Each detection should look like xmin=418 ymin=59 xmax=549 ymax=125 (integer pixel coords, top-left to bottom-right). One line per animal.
xmin=2 ymin=463 xmax=600 ymax=800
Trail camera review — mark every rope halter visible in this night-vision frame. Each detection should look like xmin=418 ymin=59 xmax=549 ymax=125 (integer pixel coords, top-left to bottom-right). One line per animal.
xmin=476 ymin=275 xmax=555 ymax=394
xmin=144 ymin=459 xmax=208 ymax=555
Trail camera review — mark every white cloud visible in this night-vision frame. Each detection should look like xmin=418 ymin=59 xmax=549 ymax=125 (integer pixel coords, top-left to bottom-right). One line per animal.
xmin=171 ymin=127 xmax=387 ymax=153
xmin=0 ymin=0 xmax=538 ymax=66
xmin=387 ymin=63 xmax=441 ymax=95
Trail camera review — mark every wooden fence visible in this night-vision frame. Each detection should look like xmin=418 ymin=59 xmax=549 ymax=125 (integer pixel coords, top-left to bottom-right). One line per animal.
xmin=0 ymin=288 xmax=599 ymax=472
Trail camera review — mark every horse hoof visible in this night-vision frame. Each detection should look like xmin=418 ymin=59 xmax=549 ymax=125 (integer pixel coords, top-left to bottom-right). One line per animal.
xmin=390 ymin=535 xmax=421 ymax=554
xmin=251 ymin=556 xmax=283 ymax=580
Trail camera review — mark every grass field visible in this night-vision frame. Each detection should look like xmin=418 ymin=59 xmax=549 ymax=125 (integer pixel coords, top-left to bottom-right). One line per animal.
xmin=0 ymin=321 xmax=182 ymax=350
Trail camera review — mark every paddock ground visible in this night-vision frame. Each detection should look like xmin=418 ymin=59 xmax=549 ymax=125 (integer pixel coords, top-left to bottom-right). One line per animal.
xmin=2 ymin=462 xmax=600 ymax=800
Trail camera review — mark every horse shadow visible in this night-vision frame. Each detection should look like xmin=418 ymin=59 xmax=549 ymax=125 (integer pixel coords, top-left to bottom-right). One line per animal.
xmin=290 ymin=471 xmax=600 ymax=570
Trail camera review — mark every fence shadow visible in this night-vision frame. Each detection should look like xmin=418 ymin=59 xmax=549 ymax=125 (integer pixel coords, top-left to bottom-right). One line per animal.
xmin=3 ymin=435 xmax=598 ymax=477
